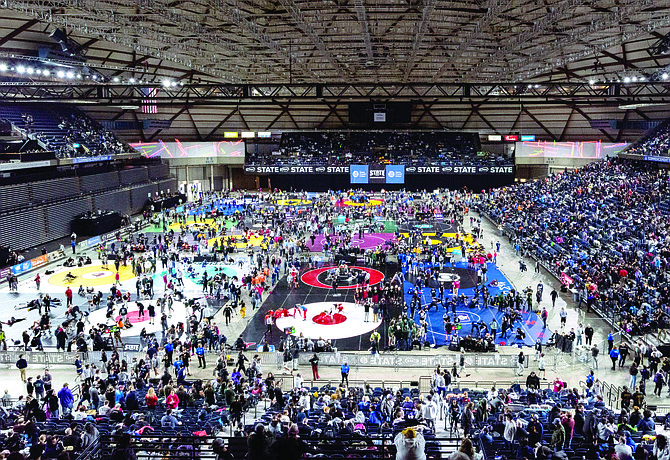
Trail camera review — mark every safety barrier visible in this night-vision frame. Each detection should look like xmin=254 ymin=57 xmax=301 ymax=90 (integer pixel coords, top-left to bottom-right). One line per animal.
xmin=92 ymin=433 xmax=464 ymax=460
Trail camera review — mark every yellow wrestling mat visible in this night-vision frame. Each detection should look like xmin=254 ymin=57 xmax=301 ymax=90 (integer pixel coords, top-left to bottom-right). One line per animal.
xmin=399 ymin=232 xmax=477 ymax=253
xmin=48 ymin=265 xmax=135 ymax=287
xmin=275 ymin=199 xmax=312 ymax=206
xmin=342 ymin=199 xmax=383 ymax=207
xmin=168 ymin=219 xmax=218 ymax=231
xmin=208 ymin=234 xmax=268 ymax=249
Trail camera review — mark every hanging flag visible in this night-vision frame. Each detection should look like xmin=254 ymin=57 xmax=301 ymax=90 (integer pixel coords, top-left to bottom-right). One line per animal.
xmin=141 ymin=87 xmax=158 ymax=114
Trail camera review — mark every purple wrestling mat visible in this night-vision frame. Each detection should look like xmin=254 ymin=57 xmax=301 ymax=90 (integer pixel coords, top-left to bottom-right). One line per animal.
xmin=306 ymin=233 xmax=396 ymax=252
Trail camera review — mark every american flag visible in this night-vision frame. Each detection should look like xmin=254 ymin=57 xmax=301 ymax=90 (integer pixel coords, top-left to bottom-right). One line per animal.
xmin=141 ymin=87 xmax=158 ymax=114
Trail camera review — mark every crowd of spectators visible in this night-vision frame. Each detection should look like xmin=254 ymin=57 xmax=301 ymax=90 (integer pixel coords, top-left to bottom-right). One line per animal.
xmin=54 ymin=109 xmax=127 ymax=158
xmin=12 ymin=107 xmax=128 ymax=159
xmin=625 ymin=121 xmax=670 ymax=157
xmin=247 ymin=131 xmax=512 ymax=167
xmin=479 ymin=159 xmax=670 ymax=340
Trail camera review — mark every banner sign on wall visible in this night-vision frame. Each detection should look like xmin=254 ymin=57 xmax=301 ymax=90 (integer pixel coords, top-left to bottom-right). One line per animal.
xmin=72 ymin=155 xmax=113 ymax=164
xmin=349 ymin=165 xmax=368 ymax=184
xmin=297 ymin=352 xmax=521 ymax=368
xmin=350 ymin=164 xmax=406 ymax=184
xmin=245 ymin=164 xmax=512 ymax=175
xmin=11 ymin=260 xmax=32 ymax=275
xmin=79 ymin=235 xmax=102 ymax=249
xmin=0 ymin=351 xmax=100 ymax=365
xmin=644 ymin=156 xmax=670 ymax=163
xmin=30 ymin=255 xmax=49 ymax=269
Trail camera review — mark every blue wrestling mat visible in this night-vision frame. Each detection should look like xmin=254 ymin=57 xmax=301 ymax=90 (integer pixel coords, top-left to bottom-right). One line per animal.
xmin=402 ymin=261 xmax=551 ymax=348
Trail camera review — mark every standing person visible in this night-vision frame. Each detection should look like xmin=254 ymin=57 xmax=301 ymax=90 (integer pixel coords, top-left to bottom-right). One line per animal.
xmin=147 ymin=302 xmax=156 ymax=325
xmin=370 ymin=329 xmax=381 ymax=354
xmin=340 ymin=361 xmax=350 ymax=387
xmin=503 ymin=413 xmax=516 ymax=450
xmin=35 ymin=273 xmax=41 ymax=291
xmin=654 ymin=370 xmax=665 ymax=396
xmin=196 ymin=342 xmax=206 ymax=369
xmin=58 ymin=383 xmax=74 ymax=416
xmin=591 ymin=344 xmax=599 ymax=370
xmin=607 ymin=332 xmax=614 ymax=353
xmin=459 ymin=349 xmax=470 ymax=377
xmin=421 ymin=395 xmax=438 ymax=431
xmin=575 ymin=324 xmax=583 ymax=347
xmin=65 ymin=287 xmax=73 ymax=308
xmin=516 ymin=351 xmax=525 ymax=376
xmin=534 ymin=339 xmax=542 ymax=361
xmin=629 ymin=363 xmax=639 ymax=390
xmin=16 ymin=354 xmax=27 ymax=383
xmin=538 ymin=353 xmax=546 ymax=380
xmin=309 ymin=353 xmax=319 ymax=380
xmin=559 ymin=308 xmax=567 ymax=330
xmin=619 ymin=342 xmax=630 ymax=368
xmin=550 ymin=288 xmax=558 ymax=308
xmin=610 ymin=346 xmax=620 ymax=371
xmin=583 ymin=324 xmax=594 ymax=346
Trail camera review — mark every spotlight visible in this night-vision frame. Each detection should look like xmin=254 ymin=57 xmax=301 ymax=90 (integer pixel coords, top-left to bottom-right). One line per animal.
xmin=91 ymin=75 xmax=97 ymax=80
xmin=36 ymin=69 xmax=42 ymax=75
xmin=162 ymin=79 xmax=171 ymax=87
xmin=66 ymin=71 xmax=74 ymax=79
xmin=663 ymin=73 xmax=669 ymax=80
xmin=588 ymin=79 xmax=595 ymax=85
xmin=170 ymin=81 xmax=177 ymax=87
xmin=43 ymin=69 xmax=50 ymax=76
xmin=26 ymin=67 xmax=34 ymax=74
xmin=129 ymin=78 xmax=135 ymax=83
xmin=624 ymin=76 xmax=631 ymax=83
xmin=640 ymin=76 xmax=646 ymax=81
xmin=76 ymin=74 xmax=82 ymax=79
xmin=632 ymin=76 xmax=638 ymax=82
xmin=113 ymin=77 xmax=119 ymax=83
xmin=0 ymin=63 xmax=7 ymax=72
xmin=16 ymin=65 xmax=25 ymax=74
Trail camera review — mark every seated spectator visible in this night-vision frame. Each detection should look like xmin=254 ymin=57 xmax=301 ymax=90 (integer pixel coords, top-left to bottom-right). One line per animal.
xmin=637 ymin=409 xmax=656 ymax=433
xmin=160 ymin=409 xmax=179 ymax=428
xmin=394 ymin=426 xmax=426 ymax=460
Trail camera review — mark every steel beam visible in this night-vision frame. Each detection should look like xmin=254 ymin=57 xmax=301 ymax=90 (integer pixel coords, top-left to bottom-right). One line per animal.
xmin=0 ymin=82 xmax=669 ymax=106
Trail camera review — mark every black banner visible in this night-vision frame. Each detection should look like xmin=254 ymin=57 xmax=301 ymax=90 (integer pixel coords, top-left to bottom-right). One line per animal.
xmin=244 ymin=164 xmax=514 ymax=175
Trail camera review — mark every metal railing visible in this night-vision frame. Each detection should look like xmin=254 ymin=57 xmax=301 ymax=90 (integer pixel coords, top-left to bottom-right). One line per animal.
xmin=272 ymin=375 xmax=556 ymax=393
xmin=92 ymin=434 xmax=464 ymax=460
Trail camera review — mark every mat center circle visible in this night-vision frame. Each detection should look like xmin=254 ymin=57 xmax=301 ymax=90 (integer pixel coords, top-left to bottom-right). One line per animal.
xmin=312 ymin=312 xmax=347 ymax=325
xmin=81 ymin=270 xmax=113 ymax=279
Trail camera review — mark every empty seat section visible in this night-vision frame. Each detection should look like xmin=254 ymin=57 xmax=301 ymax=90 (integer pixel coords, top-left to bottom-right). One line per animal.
xmin=148 ymin=163 xmax=170 ymax=180
xmin=93 ymin=190 xmax=132 ymax=216
xmin=45 ymin=198 xmax=92 ymax=240
xmin=120 ymin=167 xmax=149 ymax=186
xmin=130 ymin=184 xmax=158 ymax=213
xmin=31 ymin=177 xmax=80 ymax=204
xmin=0 ymin=208 xmax=46 ymax=250
xmin=158 ymin=178 xmax=178 ymax=194
xmin=80 ymin=171 xmax=119 ymax=193
xmin=0 ymin=183 xmax=31 ymax=212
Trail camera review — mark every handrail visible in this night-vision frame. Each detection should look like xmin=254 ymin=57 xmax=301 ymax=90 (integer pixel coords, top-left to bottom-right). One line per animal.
xmin=74 ymin=438 xmax=99 ymax=460
xmin=97 ymin=434 xmax=464 ymax=460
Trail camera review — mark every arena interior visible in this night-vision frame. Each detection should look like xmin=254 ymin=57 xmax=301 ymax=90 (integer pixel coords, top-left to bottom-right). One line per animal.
xmin=2 ymin=1 xmax=670 ymax=459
